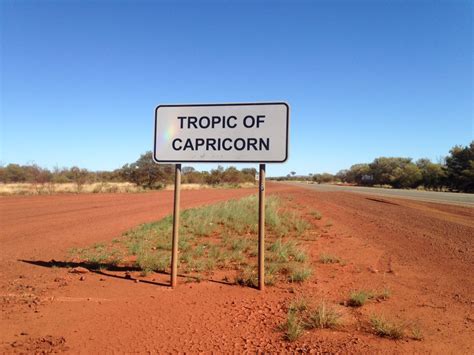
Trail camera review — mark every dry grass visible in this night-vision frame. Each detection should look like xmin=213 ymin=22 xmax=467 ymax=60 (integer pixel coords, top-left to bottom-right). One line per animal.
xmin=348 ymin=288 xmax=391 ymax=307
xmin=305 ymin=301 xmax=341 ymax=329
xmin=281 ymin=310 xmax=304 ymax=341
xmin=0 ymin=182 xmax=143 ymax=195
xmin=319 ymin=253 xmax=341 ymax=264
xmin=0 ymin=182 xmax=256 ymax=196
xmin=164 ymin=182 xmax=256 ymax=190
xmin=280 ymin=298 xmax=342 ymax=342
xmin=370 ymin=314 xmax=405 ymax=339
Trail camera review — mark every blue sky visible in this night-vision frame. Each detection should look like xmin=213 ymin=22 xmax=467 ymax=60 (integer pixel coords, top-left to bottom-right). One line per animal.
xmin=1 ymin=0 xmax=472 ymax=176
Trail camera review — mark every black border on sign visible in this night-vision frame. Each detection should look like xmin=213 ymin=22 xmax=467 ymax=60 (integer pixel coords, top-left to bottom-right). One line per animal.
xmin=153 ymin=102 xmax=290 ymax=164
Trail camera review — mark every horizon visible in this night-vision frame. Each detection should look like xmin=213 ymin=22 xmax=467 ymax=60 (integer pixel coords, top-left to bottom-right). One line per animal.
xmin=1 ymin=0 xmax=472 ymax=177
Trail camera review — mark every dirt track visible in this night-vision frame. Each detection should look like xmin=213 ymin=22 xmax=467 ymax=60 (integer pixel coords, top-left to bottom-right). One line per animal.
xmin=1 ymin=183 xmax=473 ymax=353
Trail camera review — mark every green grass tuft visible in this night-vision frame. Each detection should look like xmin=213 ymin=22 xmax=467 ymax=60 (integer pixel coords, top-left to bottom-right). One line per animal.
xmin=281 ymin=311 xmax=304 ymax=342
xmin=288 ymin=265 xmax=312 ymax=283
xmin=370 ymin=314 xmax=404 ymax=339
xmin=348 ymin=290 xmax=371 ymax=307
xmin=319 ymin=253 xmax=341 ymax=264
xmin=305 ymin=301 xmax=341 ymax=329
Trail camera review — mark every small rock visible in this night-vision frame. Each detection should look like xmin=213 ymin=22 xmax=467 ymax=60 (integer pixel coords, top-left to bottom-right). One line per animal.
xmin=99 ymin=278 xmax=106 ymax=281
xmin=20 ymin=332 xmax=28 ymax=336
xmin=135 ymin=279 xmax=140 ymax=283
xmin=79 ymin=276 xmax=86 ymax=281
xmin=69 ymin=267 xmax=89 ymax=274
xmin=124 ymin=272 xmax=132 ymax=279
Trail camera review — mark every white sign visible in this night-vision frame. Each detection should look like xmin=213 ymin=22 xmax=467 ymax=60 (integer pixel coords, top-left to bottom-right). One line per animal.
xmin=154 ymin=102 xmax=289 ymax=163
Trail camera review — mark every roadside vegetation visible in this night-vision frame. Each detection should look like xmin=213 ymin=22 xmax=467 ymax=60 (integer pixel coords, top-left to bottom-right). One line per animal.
xmin=69 ymin=195 xmax=312 ymax=287
xmin=319 ymin=253 xmax=341 ymax=264
xmin=280 ymin=298 xmax=342 ymax=341
xmin=0 ymin=151 xmax=257 ymax=195
xmin=269 ymin=141 xmax=474 ymax=192
xmin=0 ymin=182 xmax=255 ymax=196
xmin=370 ymin=314 xmax=405 ymax=339
xmin=347 ymin=288 xmax=391 ymax=307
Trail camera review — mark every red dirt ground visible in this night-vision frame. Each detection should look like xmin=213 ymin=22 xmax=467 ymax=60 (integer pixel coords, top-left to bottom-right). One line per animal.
xmin=1 ymin=183 xmax=473 ymax=353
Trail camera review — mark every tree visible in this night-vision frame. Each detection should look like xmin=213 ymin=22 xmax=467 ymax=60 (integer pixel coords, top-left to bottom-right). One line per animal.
xmin=445 ymin=141 xmax=474 ymax=192
xmin=222 ymin=166 xmax=242 ymax=184
xmin=120 ymin=152 xmax=173 ymax=188
xmin=391 ymin=163 xmax=422 ymax=188
xmin=312 ymin=173 xmax=335 ymax=183
xmin=182 ymin=166 xmax=195 ymax=174
xmin=241 ymin=168 xmax=257 ymax=178
xmin=346 ymin=164 xmax=372 ymax=185
xmin=416 ymin=158 xmax=446 ymax=190
xmin=69 ymin=166 xmax=89 ymax=192
xmin=30 ymin=164 xmax=53 ymax=185
xmin=3 ymin=164 xmax=29 ymax=182
xmin=336 ymin=169 xmax=348 ymax=183
xmin=205 ymin=166 xmax=224 ymax=185
xmin=369 ymin=157 xmax=413 ymax=186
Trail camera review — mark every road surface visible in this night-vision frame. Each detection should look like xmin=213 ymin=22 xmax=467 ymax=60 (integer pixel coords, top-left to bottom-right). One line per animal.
xmin=284 ymin=182 xmax=474 ymax=207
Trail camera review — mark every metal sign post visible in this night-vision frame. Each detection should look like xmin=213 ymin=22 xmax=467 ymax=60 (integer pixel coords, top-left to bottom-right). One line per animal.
xmin=170 ymin=163 xmax=181 ymax=288
xmin=258 ymin=164 xmax=266 ymax=290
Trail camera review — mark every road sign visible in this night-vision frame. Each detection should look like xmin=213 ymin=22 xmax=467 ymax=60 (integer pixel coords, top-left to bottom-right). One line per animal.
xmin=154 ymin=102 xmax=289 ymax=163
xmin=154 ymin=101 xmax=290 ymax=291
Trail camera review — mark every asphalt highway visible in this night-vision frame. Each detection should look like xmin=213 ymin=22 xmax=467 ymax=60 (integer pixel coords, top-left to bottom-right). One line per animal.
xmin=284 ymin=182 xmax=474 ymax=207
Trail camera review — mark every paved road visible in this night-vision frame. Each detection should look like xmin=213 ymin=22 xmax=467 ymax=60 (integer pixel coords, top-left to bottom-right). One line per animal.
xmin=284 ymin=182 xmax=474 ymax=207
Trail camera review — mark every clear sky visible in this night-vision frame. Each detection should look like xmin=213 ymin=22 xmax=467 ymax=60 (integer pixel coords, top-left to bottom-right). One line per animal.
xmin=1 ymin=0 xmax=472 ymax=177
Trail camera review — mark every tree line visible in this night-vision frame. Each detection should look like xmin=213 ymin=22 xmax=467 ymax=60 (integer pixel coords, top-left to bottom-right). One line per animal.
xmin=272 ymin=142 xmax=473 ymax=193
xmin=2 ymin=142 xmax=472 ymax=192
xmin=0 ymin=152 xmax=257 ymax=189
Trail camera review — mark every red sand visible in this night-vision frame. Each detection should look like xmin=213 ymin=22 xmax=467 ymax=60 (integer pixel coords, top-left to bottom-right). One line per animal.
xmin=1 ymin=183 xmax=473 ymax=353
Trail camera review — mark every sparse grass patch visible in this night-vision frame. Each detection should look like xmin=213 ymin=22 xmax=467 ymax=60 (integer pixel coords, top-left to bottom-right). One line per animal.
xmin=347 ymin=288 xmax=391 ymax=307
xmin=373 ymin=288 xmax=391 ymax=300
xmin=309 ymin=210 xmax=322 ymax=220
xmin=411 ymin=325 xmax=423 ymax=341
xmin=288 ymin=265 xmax=312 ymax=283
xmin=136 ymin=249 xmax=169 ymax=273
xmin=319 ymin=253 xmax=341 ymax=264
xmin=69 ymin=245 xmax=124 ymax=267
xmin=71 ymin=194 xmax=312 ymax=287
xmin=289 ymin=297 xmax=309 ymax=313
xmin=235 ymin=267 xmax=258 ymax=288
xmin=348 ymin=290 xmax=371 ymax=307
xmin=305 ymin=301 xmax=341 ymax=329
xmin=281 ymin=297 xmax=343 ymax=341
xmin=370 ymin=314 xmax=404 ymax=339
xmin=281 ymin=310 xmax=304 ymax=342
